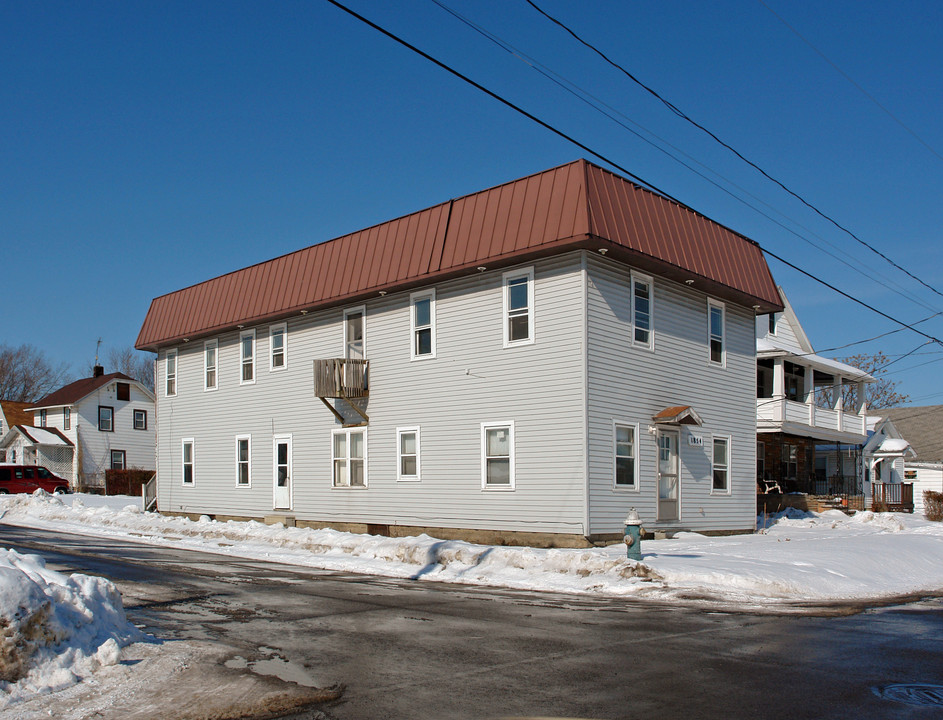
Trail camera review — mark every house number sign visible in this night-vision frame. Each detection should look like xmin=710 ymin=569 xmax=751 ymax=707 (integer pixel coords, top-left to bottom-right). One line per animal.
xmin=687 ymin=434 xmax=704 ymax=447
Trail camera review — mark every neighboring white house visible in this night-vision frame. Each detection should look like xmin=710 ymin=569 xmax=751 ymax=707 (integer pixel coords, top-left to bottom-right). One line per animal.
xmin=0 ymin=367 xmax=156 ymax=489
xmin=135 ymin=159 xmax=783 ymax=547
xmin=0 ymin=401 xmax=33 ymax=462
xmin=882 ymin=405 xmax=943 ymax=515
xmin=755 ymin=287 xmax=873 ymax=503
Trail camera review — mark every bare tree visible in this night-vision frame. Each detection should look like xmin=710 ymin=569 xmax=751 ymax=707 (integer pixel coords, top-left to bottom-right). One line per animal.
xmin=0 ymin=344 xmax=72 ymax=402
xmin=86 ymin=347 xmax=155 ymax=392
xmin=839 ymin=351 xmax=910 ymax=410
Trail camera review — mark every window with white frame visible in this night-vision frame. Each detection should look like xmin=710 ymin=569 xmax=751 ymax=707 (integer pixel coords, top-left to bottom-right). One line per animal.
xmin=482 ymin=422 xmax=514 ymax=489
xmin=236 ymin=435 xmax=251 ymax=486
xmin=344 ymin=308 xmax=365 ymax=360
xmin=270 ymin=324 xmax=286 ymax=371
xmin=712 ymin=436 xmax=730 ymax=492
xmin=397 ymin=427 xmax=420 ymax=481
xmin=110 ymin=450 xmax=126 ymax=470
xmin=165 ymin=350 xmax=177 ymax=396
xmin=631 ymin=274 xmax=653 ymax=348
xmin=708 ymin=300 xmax=725 ymax=365
xmin=614 ymin=423 xmax=638 ymax=488
xmin=240 ymin=330 xmax=255 ymax=384
xmin=332 ymin=429 xmax=366 ymax=487
xmin=133 ymin=409 xmax=147 ymax=430
xmin=204 ymin=340 xmax=217 ymax=390
xmin=182 ymin=439 xmax=194 ymax=485
xmin=410 ymin=290 xmax=435 ymax=359
xmin=503 ymin=268 xmax=534 ymax=346
xmin=63 ymin=408 xmax=71 ymax=430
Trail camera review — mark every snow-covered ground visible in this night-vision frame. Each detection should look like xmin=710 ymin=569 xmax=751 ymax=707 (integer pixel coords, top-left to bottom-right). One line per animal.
xmin=1 ymin=491 xmax=943 ymax=717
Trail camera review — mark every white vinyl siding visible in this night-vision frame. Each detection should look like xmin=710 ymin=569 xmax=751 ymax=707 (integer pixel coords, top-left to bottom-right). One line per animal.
xmin=240 ymin=330 xmax=255 ymax=384
xmin=503 ymin=267 xmax=534 ymax=347
xmin=410 ymin=290 xmax=436 ymax=360
xmin=270 ymin=324 xmax=287 ymax=371
xmin=204 ymin=340 xmax=218 ymax=391
xmin=397 ymin=427 xmax=420 ymax=481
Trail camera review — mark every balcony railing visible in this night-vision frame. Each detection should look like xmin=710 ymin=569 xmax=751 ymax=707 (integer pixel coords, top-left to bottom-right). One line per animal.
xmin=314 ymin=358 xmax=369 ymax=399
xmin=757 ymin=397 xmax=865 ymax=435
xmin=872 ymin=482 xmax=914 ymax=513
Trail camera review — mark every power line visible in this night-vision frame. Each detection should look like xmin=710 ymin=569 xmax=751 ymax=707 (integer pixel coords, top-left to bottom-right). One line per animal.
xmin=759 ymin=0 xmax=943 ymax=164
xmin=523 ymin=0 xmax=943 ymax=302
xmin=322 ymin=0 xmax=943 ymax=351
xmin=428 ymin=0 xmax=942 ymax=316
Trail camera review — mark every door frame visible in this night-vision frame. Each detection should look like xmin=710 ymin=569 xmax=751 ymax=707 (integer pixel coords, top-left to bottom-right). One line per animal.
xmin=273 ymin=434 xmax=293 ymax=510
xmin=656 ymin=428 xmax=681 ymax=522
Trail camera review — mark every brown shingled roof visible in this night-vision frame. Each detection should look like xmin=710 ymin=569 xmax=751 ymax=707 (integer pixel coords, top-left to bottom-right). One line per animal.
xmin=29 ymin=372 xmax=137 ymax=411
xmin=136 ymin=159 xmax=782 ymax=350
xmin=1 ymin=401 xmax=34 ymax=428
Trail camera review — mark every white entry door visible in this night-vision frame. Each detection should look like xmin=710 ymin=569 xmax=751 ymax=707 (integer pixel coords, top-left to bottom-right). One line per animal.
xmin=657 ymin=430 xmax=680 ymax=521
xmin=273 ymin=435 xmax=292 ymax=510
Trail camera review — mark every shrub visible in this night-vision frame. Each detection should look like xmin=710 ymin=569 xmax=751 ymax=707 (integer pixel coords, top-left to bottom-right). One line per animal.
xmin=925 ymin=491 xmax=943 ymax=522
xmin=104 ymin=469 xmax=153 ymax=497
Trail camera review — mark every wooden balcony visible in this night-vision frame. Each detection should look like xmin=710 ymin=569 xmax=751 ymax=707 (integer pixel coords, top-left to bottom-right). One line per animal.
xmin=872 ymin=482 xmax=914 ymax=513
xmin=314 ymin=358 xmax=369 ymax=400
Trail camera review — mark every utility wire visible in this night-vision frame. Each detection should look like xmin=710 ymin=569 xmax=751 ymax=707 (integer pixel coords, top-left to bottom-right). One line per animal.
xmin=759 ymin=0 xmax=943 ymax=163
xmin=322 ymin=0 xmax=943 ymax=351
xmin=429 ymin=0 xmax=941 ymax=316
xmin=523 ymin=0 xmax=943 ymax=302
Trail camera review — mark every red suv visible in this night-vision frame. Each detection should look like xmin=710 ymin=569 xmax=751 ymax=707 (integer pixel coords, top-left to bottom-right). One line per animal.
xmin=0 ymin=465 xmax=71 ymax=495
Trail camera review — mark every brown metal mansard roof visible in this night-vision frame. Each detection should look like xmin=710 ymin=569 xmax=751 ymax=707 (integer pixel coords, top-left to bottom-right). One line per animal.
xmin=136 ymin=159 xmax=783 ymax=351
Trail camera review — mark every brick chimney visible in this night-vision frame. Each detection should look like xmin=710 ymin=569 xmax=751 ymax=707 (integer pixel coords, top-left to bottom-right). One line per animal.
xmin=93 ymin=365 xmax=104 ymax=378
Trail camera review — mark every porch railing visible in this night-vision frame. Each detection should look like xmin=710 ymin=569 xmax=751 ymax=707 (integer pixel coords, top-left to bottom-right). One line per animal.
xmin=757 ymin=398 xmax=865 ymax=435
xmin=314 ymin=358 xmax=369 ymax=399
xmin=872 ymin=482 xmax=914 ymax=513
xmin=142 ymin=474 xmax=157 ymax=512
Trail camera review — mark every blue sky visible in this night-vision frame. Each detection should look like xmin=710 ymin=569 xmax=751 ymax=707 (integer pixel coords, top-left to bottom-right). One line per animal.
xmin=3 ymin=1 xmax=942 ymax=403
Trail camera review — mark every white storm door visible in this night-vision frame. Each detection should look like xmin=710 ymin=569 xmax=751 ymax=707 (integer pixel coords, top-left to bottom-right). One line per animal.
xmin=657 ymin=430 xmax=680 ymax=521
xmin=273 ymin=435 xmax=292 ymax=510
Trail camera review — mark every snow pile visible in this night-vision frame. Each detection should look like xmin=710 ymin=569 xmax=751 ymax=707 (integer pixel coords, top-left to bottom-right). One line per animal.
xmin=2 ymin=491 xmax=943 ymax=606
xmin=0 ymin=547 xmax=144 ymax=708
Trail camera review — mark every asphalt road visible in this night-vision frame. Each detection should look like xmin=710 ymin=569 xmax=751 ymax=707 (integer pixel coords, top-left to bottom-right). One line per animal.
xmin=2 ymin=524 xmax=942 ymax=720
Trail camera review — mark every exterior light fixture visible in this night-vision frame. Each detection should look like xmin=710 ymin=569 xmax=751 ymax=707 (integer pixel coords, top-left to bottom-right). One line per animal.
xmin=379 ymin=291 xmax=387 ymax=296
xmin=300 ymin=310 xmax=308 ymax=315
xmin=477 ymin=266 xmax=487 ymax=272
xmin=598 ymin=248 xmax=608 ymax=255
xmin=685 ymin=279 xmax=695 ymax=285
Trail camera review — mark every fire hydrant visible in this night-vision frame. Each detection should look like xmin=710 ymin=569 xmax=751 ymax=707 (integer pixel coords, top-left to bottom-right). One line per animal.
xmin=624 ymin=508 xmax=644 ymax=561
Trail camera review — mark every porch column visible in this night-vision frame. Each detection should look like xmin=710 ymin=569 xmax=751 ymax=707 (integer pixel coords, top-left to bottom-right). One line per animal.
xmin=804 ymin=365 xmax=815 ymax=424
xmin=856 ymin=381 xmax=868 ymax=415
xmin=773 ymin=358 xmax=785 ymax=421
xmin=834 ymin=374 xmax=844 ymax=431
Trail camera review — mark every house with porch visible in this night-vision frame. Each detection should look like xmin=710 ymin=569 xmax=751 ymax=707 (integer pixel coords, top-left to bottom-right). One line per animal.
xmin=0 ymin=401 xmax=33 ymax=461
xmin=882 ymin=405 xmax=943 ymax=515
xmin=0 ymin=367 xmax=156 ymax=490
xmin=136 ymin=159 xmax=783 ymax=547
xmin=756 ymin=288 xmax=873 ymax=508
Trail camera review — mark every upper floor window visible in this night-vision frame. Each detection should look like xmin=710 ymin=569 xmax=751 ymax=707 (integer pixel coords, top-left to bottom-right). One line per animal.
xmin=614 ymin=423 xmax=638 ymax=489
xmin=333 ymin=428 xmax=366 ymax=487
xmin=712 ymin=436 xmax=730 ymax=493
xmin=397 ymin=427 xmax=421 ymax=481
xmin=503 ymin=267 xmax=534 ymax=347
xmin=632 ymin=273 xmax=653 ymax=349
xmin=98 ymin=406 xmax=114 ymax=432
xmin=39 ymin=409 xmax=47 ymax=427
xmin=708 ymin=300 xmax=725 ymax=366
xmin=270 ymin=324 xmax=287 ymax=371
xmin=482 ymin=422 xmax=514 ymax=489
xmin=63 ymin=408 xmax=71 ymax=430
xmin=240 ymin=330 xmax=255 ymax=384
xmin=116 ymin=382 xmax=130 ymax=401
xmin=165 ymin=350 xmax=177 ymax=396
xmin=768 ymin=313 xmax=778 ymax=335
xmin=344 ymin=308 xmax=365 ymax=360
xmin=410 ymin=290 xmax=436 ymax=360
xmin=133 ymin=409 xmax=147 ymax=430
xmin=204 ymin=340 xmax=218 ymax=391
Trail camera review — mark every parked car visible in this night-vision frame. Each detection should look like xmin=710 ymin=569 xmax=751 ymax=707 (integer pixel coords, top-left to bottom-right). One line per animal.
xmin=0 ymin=464 xmax=71 ymax=494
